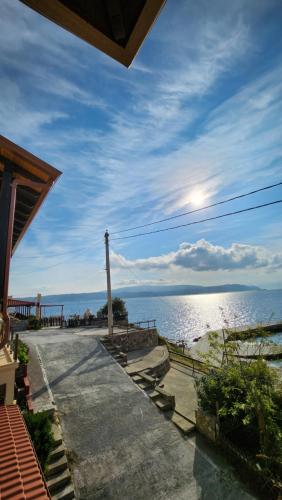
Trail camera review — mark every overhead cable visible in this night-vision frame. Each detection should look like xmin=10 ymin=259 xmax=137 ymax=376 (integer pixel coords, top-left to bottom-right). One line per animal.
xmin=111 ymin=181 xmax=282 ymax=235
xmin=111 ymin=199 xmax=282 ymax=240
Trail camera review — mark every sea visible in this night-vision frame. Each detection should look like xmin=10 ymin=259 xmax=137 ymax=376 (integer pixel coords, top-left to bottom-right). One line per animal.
xmin=44 ymin=289 xmax=282 ymax=345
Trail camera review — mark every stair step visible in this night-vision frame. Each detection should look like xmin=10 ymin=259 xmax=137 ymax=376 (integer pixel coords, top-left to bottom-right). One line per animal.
xmin=155 ymin=386 xmax=175 ymax=408
xmin=51 ymin=424 xmax=63 ymax=446
xmin=52 ymin=482 xmax=75 ymax=500
xmin=147 ymin=390 xmax=160 ymax=400
xmin=46 ymin=455 xmax=68 ymax=479
xmin=137 ymin=381 xmax=151 ymax=390
xmin=47 ymin=470 xmax=71 ymax=495
xmin=155 ymin=399 xmax=173 ymax=411
xmin=169 ymin=411 xmax=196 ymax=435
xmin=139 ymin=371 xmax=156 ymax=386
xmin=49 ymin=444 xmax=65 ymax=462
xmin=131 ymin=375 xmax=143 ymax=383
xmin=119 ymin=361 xmax=127 ymax=367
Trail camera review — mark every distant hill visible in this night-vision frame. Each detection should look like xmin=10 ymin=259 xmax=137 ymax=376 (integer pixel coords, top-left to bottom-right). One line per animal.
xmin=22 ymin=283 xmax=262 ymax=303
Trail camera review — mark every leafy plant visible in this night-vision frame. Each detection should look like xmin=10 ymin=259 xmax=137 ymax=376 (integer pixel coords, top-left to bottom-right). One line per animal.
xmin=28 ymin=315 xmax=42 ymax=330
xmin=195 ymin=319 xmax=282 ymax=479
xmin=12 ymin=339 xmax=29 ymax=364
xmin=24 ymin=411 xmax=55 ymax=471
xmin=18 ymin=348 xmax=29 ymax=365
xmin=97 ymin=297 xmax=128 ymax=320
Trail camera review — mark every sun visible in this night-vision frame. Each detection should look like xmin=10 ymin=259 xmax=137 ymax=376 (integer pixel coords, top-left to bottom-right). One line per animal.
xmin=189 ymin=189 xmax=207 ymax=207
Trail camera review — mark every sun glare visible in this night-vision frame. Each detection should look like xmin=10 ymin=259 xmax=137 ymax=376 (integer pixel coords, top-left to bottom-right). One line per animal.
xmin=189 ymin=189 xmax=207 ymax=207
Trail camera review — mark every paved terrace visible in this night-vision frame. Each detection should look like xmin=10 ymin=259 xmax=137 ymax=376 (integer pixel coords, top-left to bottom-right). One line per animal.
xmin=22 ymin=327 xmax=255 ymax=499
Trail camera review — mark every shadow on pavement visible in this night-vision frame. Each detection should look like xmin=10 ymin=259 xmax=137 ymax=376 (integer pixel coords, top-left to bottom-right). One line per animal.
xmin=32 ymin=343 xmax=106 ymax=400
xmin=192 ymin=432 xmax=255 ymax=500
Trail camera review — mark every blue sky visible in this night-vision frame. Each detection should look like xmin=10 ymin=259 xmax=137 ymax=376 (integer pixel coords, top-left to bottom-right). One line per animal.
xmin=1 ymin=0 xmax=282 ymax=296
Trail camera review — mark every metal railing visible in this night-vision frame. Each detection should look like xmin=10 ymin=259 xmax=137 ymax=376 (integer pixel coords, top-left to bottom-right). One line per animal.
xmin=113 ymin=319 xmax=156 ymax=335
xmin=168 ymin=348 xmax=217 ymax=376
xmin=41 ymin=316 xmax=64 ymax=327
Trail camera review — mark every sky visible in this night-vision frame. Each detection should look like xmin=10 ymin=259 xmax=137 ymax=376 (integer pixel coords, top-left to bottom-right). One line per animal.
xmin=1 ymin=0 xmax=282 ymax=296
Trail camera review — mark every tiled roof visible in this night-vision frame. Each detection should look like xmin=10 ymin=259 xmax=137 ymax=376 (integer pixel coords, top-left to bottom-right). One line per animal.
xmin=0 ymin=405 xmax=50 ymax=499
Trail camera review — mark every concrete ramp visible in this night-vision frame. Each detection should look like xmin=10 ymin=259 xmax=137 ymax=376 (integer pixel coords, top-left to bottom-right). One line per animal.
xmin=24 ymin=329 xmax=255 ymax=500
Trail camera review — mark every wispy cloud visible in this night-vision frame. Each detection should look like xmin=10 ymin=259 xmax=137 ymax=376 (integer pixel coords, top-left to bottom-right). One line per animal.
xmin=1 ymin=0 xmax=281 ymax=294
xmin=0 ymin=78 xmax=67 ymax=141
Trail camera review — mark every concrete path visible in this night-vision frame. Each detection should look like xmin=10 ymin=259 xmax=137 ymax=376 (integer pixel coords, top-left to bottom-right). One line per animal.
xmin=22 ymin=329 xmax=255 ymax=500
xmin=161 ymin=362 xmax=199 ymax=423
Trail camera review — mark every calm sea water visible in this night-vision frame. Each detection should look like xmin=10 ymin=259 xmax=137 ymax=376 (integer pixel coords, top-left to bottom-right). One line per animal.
xmin=46 ymin=289 xmax=282 ymax=344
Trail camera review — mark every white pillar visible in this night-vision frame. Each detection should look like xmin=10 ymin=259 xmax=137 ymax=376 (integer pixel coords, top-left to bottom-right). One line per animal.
xmin=35 ymin=293 xmax=42 ymax=320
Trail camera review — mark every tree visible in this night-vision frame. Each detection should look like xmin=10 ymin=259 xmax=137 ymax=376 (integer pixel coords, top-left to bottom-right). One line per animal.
xmin=195 ymin=328 xmax=282 ymax=473
xmin=97 ymin=297 xmax=128 ymax=320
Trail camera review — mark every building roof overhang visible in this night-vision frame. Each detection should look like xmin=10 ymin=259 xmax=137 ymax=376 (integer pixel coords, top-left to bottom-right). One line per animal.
xmin=0 ymin=135 xmax=62 ymax=255
xmin=20 ymin=0 xmax=166 ymax=67
xmin=0 ymin=405 xmax=50 ymax=499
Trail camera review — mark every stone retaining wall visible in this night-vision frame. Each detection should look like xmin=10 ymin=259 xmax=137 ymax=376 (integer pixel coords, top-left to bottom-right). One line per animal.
xmin=110 ymin=328 xmax=158 ymax=352
xmin=151 ymin=353 xmax=170 ymax=378
xmin=195 ymin=409 xmax=218 ymax=442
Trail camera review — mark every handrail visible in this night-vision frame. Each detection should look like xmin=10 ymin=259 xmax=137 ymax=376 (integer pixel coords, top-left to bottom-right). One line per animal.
xmin=114 ymin=319 xmax=156 ymax=334
xmin=168 ymin=348 xmax=217 ymax=375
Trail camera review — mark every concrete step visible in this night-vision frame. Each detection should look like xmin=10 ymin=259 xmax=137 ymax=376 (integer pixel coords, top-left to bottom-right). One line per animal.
xmin=169 ymin=411 xmax=196 ymax=435
xmin=137 ymin=381 xmax=152 ymax=391
xmin=46 ymin=455 xmax=68 ymax=479
xmin=113 ymin=354 xmax=123 ymax=360
xmin=155 ymin=386 xmax=175 ymax=408
xmin=107 ymin=349 xmax=118 ymax=355
xmin=52 ymin=424 xmax=63 ymax=447
xmin=47 ymin=469 xmax=71 ymax=495
xmin=52 ymin=482 xmax=75 ymax=500
xmin=155 ymin=399 xmax=172 ymax=411
xmin=139 ymin=371 xmax=156 ymax=387
xmin=131 ymin=374 xmax=143 ymax=383
xmin=147 ymin=390 xmax=160 ymax=401
xmin=49 ymin=444 xmax=65 ymax=463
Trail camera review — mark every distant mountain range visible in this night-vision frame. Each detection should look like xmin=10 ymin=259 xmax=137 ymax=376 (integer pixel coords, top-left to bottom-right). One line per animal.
xmin=22 ymin=283 xmax=262 ymax=303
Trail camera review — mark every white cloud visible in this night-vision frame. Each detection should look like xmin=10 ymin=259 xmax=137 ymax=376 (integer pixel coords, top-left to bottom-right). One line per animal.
xmin=0 ymin=78 xmax=67 ymax=141
xmin=111 ymin=239 xmax=282 ymax=272
xmin=2 ymin=0 xmax=282 ymax=294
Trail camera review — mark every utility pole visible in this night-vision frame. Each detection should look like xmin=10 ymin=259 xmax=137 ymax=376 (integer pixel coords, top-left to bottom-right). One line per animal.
xmin=104 ymin=230 xmax=113 ymax=336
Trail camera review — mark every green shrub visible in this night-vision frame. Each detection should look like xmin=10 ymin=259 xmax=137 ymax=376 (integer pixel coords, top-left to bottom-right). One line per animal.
xmin=12 ymin=339 xmax=29 ymax=364
xmin=28 ymin=316 xmax=42 ymax=330
xmin=24 ymin=411 xmax=55 ymax=471
xmin=196 ymin=359 xmax=282 ymax=467
xmin=97 ymin=297 xmax=128 ymax=320
xmin=227 ymin=328 xmax=271 ymax=342
xmin=18 ymin=340 xmax=29 ymax=364
xmin=18 ymin=348 xmax=29 ymax=364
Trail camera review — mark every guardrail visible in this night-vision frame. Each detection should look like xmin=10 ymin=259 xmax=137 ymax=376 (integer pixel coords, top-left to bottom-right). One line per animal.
xmin=113 ymin=319 xmax=156 ymax=335
xmin=168 ymin=348 xmax=217 ymax=375
xmin=41 ymin=316 xmax=64 ymax=327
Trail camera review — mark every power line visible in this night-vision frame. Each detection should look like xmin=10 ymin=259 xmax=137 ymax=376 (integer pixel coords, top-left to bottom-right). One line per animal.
xmin=111 ymin=181 xmax=282 ymax=235
xmin=111 ymin=199 xmax=282 ymax=240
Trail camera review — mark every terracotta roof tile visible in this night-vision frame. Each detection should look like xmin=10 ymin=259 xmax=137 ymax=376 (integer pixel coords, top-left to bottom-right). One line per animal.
xmin=0 ymin=405 xmax=50 ymax=499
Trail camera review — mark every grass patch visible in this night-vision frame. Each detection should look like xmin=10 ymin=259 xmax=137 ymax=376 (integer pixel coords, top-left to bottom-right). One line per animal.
xmin=24 ymin=411 xmax=55 ymax=472
xmin=227 ymin=328 xmax=272 ymax=342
